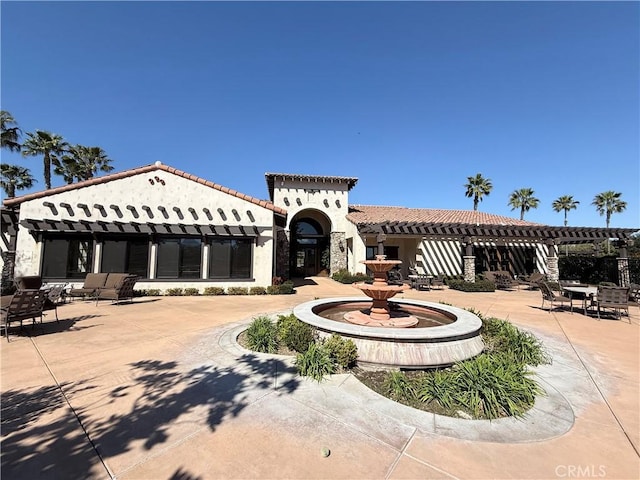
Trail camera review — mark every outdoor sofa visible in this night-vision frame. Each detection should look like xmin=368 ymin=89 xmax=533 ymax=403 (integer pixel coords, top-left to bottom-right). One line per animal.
xmin=69 ymin=272 xmax=138 ymax=305
xmin=483 ymin=271 xmax=519 ymax=290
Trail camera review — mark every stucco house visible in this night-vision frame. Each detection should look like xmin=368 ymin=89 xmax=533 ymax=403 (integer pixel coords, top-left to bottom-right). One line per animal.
xmin=1 ymin=162 xmax=636 ymax=292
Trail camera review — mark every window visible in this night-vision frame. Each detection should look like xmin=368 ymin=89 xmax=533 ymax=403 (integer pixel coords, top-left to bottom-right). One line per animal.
xmin=101 ymin=237 xmax=150 ymax=278
xmin=209 ymin=238 xmax=252 ymax=279
xmin=156 ymin=238 xmax=202 ymax=279
xmin=42 ymin=235 xmax=94 ymax=279
xmin=366 ymin=246 xmax=399 ymax=260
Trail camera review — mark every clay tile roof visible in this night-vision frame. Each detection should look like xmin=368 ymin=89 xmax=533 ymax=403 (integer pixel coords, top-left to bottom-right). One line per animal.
xmin=346 ymin=205 xmax=543 ymax=227
xmin=3 ymin=163 xmax=287 ymax=216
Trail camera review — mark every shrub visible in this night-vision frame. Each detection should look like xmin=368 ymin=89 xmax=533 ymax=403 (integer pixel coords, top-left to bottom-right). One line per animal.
xmin=183 ymin=288 xmax=199 ymax=296
xmin=203 ymin=287 xmax=225 ymax=296
xmin=417 ymin=369 xmax=457 ymax=410
xmin=383 ymin=371 xmax=416 ymax=401
xmin=249 ymin=286 xmax=267 ymax=295
xmin=227 ymin=287 xmax=249 ymax=295
xmin=277 ymin=314 xmax=316 ymax=353
xmin=481 ymin=317 xmax=551 ymax=366
xmin=447 ymin=279 xmax=495 ymax=292
xmin=453 ymin=353 xmax=544 ymax=419
xmin=134 ymin=288 xmax=162 ymax=297
xmin=323 ymin=334 xmax=358 ymax=369
xmin=331 ymin=269 xmax=372 ymax=284
xmin=267 ymin=282 xmax=295 ymax=295
xmin=295 ymin=343 xmax=334 ymax=382
xmin=245 ymin=316 xmax=279 ymax=353
xmin=278 ymin=281 xmax=295 ymax=294
xmin=165 ymin=288 xmax=183 ymax=296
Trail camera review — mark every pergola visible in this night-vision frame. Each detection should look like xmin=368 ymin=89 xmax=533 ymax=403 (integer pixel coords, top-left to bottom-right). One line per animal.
xmin=354 ymin=220 xmax=638 ymax=285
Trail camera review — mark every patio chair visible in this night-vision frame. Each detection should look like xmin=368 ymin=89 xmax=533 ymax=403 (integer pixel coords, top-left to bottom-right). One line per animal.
xmin=68 ymin=273 xmax=109 ymax=300
xmin=539 ymin=281 xmax=572 ymax=313
xmin=629 ymin=284 xmax=640 ymax=305
xmin=496 ymin=271 xmax=518 ymax=290
xmin=387 ymin=268 xmax=404 ymax=286
xmin=14 ymin=276 xmax=64 ymax=321
xmin=95 ymin=274 xmax=138 ymax=305
xmin=430 ymin=274 xmax=446 ymax=290
xmin=408 ymin=267 xmax=431 ymax=291
xmin=1 ymin=289 xmax=46 ymax=341
xmin=592 ymin=286 xmax=630 ymax=322
xmin=14 ymin=275 xmax=44 ymax=290
xmin=42 ymin=284 xmax=66 ymax=321
xmin=517 ymin=272 xmax=544 ymax=289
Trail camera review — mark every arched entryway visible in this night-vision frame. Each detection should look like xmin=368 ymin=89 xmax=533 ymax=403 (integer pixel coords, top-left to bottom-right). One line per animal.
xmin=290 ymin=211 xmax=331 ymax=277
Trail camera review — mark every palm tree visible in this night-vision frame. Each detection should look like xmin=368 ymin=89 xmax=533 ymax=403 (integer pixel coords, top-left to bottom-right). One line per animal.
xmin=464 ymin=173 xmax=493 ymax=211
xmin=1 ymin=110 xmax=21 ymax=152
xmin=592 ymin=191 xmax=627 ymax=254
xmin=0 ymin=164 xmax=36 ymax=198
xmin=22 ymin=130 xmax=69 ymax=189
xmin=552 ymin=195 xmax=580 ymax=226
xmin=592 ymin=191 xmax=627 ymax=228
xmin=553 ymin=195 xmax=580 ymax=256
xmin=57 ymin=145 xmax=114 ymax=182
xmin=53 ymin=156 xmax=81 ymax=185
xmin=508 ymin=188 xmax=540 ymax=220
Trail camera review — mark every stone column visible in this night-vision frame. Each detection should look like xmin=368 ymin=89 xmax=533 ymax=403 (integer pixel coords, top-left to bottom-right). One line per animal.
xmin=616 ymin=240 xmax=630 ymax=287
xmin=546 ymin=239 xmax=559 ymax=282
xmin=463 ymin=256 xmax=476 ymax=283
xmin=618 ymin=258 xmax=630 ymax=287
xmin=1 ymin=250 xmax=16 ymax=295
xmin=330 ymin=232 xmax=347 ymax=275
xmin=462 ymin=237 xmax=475 ymax=283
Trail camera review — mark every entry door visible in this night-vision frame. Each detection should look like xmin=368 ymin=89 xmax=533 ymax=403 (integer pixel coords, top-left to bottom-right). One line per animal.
xmin=302 ymin=246 xmax=318 ymax=276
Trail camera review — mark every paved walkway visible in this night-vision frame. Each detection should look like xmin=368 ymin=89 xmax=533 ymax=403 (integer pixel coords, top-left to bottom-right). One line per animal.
xmin=1 ymin=278 xmax=639 ymax=479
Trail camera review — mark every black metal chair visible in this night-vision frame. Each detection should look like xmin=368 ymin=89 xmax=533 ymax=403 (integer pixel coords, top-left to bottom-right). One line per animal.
xmin=539 ymin=281 xmax=572 ymax=313
xmin=592 ymin=286 xmax=630 ymax=322
xmin=1 ymin=290 xmax=46 ymax=341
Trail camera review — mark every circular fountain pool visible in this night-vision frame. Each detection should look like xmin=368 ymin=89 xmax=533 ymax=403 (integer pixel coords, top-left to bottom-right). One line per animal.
xmin=293 ymin=297 xmax=484 ymax=370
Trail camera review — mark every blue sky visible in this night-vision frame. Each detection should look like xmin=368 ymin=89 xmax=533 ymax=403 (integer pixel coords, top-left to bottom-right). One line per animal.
xmin=1 ymin=1 xmax=638 ymax=229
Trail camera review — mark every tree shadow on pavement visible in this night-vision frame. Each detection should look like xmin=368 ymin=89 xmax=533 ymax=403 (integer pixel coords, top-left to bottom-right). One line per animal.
xmin=1 ymin=353 xmax=299 ymax=479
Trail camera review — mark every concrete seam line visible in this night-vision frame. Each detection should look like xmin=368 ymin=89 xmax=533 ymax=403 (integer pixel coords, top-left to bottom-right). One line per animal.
xmin=29 ymin=336 xmax=117 ymax=479
xmin=384 ymin=428 xmax=417 ymax=480
xmin=397 ymin=451 xmax=462 ymax=480
xmin=550 ymin=314 xmax=640 ymax=458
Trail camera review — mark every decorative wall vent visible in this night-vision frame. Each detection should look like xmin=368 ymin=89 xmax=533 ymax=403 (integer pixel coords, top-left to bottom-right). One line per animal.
xmin=141 ymin=205 xmax=154 ymax=219
xmin=94 ymin=204 xmax=107 ymax=218
xmin=126 ymin=205 xmax=139 ymax=219
xmin=158 ymin=206 xmax=169 ymax=219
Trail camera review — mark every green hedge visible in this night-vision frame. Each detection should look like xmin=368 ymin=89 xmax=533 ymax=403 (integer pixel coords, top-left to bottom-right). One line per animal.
xmin=447 ymin=279 xmax=495 ymax=292
xmin=559 ymin=256 xmax=639 ymax=284
xmin=331 ymin=269 xmax=372 ymax=284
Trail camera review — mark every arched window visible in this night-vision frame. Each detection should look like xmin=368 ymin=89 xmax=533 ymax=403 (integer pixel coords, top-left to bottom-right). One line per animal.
xmin=295 ymin=219 xmax=323 ymax=236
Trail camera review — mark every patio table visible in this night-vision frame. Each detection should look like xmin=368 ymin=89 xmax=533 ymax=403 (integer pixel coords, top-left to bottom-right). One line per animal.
xmin=562 ymin=285 xmax=598 ymax=315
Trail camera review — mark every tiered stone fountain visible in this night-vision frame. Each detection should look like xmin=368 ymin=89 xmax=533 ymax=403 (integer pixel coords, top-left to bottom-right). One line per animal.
xmin=293 ymin=255 xmax=484 ymax=369
xmin=345 ymin=255 xmax=417 ymax=327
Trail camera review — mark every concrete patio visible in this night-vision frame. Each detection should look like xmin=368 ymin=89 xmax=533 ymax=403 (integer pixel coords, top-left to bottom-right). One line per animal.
xmin=2 ymin=278 xmax=639 ymax=479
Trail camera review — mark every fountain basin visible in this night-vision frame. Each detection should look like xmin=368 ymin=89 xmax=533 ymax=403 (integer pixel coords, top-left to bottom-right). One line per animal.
xmin=293 ymin=297 xmax=484 ymax=369
xmin=353 ymin=282 xmax=410 ymax=300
